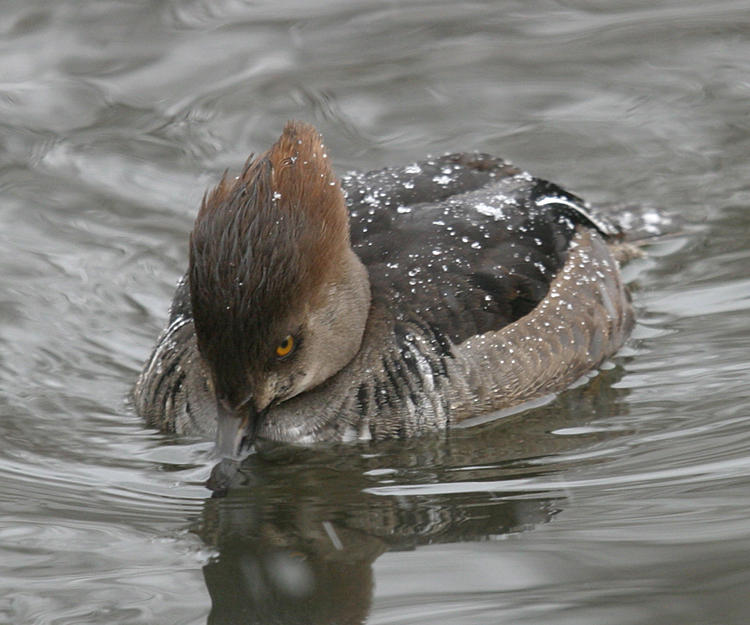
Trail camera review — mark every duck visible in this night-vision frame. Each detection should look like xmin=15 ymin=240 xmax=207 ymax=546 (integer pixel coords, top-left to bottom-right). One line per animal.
xmin=134 ymin=121 xmax=634 ymax=458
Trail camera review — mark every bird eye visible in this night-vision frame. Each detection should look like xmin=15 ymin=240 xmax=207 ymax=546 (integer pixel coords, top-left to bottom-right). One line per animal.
xmin=275 ymin=334 xmax=295 ymax=359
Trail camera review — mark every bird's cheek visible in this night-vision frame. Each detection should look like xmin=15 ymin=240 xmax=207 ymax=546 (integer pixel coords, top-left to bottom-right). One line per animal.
xmin=272 ymin=369 xmax=308 ymax=404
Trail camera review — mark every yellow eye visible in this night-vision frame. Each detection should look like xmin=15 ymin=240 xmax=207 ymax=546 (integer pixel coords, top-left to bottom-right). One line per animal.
xmin=275 ymin=335 xmax=295 ymax=358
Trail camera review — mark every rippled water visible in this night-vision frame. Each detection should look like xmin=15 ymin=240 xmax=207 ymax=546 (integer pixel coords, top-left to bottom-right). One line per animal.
xmin=2 ymin=1 xmax=750 ymax=623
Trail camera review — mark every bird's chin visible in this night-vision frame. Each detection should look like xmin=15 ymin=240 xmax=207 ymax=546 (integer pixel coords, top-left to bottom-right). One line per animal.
xmin=255 ymin=415 xmax=325 ymax=446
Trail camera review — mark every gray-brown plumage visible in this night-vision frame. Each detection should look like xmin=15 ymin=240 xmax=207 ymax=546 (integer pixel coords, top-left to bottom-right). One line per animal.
xmin=134 ymin=121 xmax=634 ymax=456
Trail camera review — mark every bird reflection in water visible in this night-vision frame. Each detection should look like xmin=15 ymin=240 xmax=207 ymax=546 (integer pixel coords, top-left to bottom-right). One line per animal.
xmin=193 ymin=370 xmax=631 ymax=624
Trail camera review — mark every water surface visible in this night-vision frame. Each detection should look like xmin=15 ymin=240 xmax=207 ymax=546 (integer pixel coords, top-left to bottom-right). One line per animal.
xmin=1 ymin=1 xmax=750 ymax=623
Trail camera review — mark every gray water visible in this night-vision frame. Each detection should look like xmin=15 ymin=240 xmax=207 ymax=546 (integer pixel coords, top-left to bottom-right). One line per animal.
xmin=2 ymin=1 xmax=750 ymax=623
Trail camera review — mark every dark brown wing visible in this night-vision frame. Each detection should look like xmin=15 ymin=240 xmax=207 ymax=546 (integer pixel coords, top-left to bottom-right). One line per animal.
xmin=345 ymin=154 xmax=613 ymax=345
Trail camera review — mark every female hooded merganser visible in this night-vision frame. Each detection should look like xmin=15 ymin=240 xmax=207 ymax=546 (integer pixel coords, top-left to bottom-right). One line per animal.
xmin=134 ymin=121 xmax=633 ymax=457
